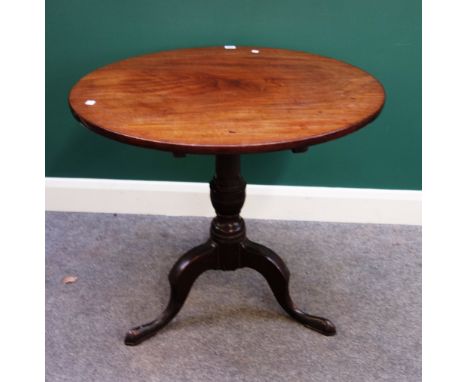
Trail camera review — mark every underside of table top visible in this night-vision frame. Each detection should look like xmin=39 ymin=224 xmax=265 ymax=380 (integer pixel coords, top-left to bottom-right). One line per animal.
xmin=69 ymin=46 xmax=385 ymax=154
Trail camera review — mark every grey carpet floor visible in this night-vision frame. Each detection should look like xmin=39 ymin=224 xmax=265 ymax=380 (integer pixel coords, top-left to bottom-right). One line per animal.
xmin=45 ymin=212 xmax=421 ymax=382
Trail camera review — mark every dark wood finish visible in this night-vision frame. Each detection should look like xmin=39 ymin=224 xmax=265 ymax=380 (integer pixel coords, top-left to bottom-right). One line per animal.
xmin=125 ymin=155 xmax=335 ymax=346
xmin=68 ymin=47 xmax=386 ymax=345
xmin=69 ymin=46 xmax=385 ymax=155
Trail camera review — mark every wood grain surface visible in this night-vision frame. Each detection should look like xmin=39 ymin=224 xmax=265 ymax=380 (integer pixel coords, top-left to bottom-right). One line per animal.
xmin=69 ymin=46 xmax=385 ymax=154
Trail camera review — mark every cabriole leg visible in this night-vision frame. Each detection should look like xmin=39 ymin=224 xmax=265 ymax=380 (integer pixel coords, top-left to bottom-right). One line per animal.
xmin=241 ymin=239 xmax=336 ymax=336
xmin=125 ymin=241 xmax=218 ymax=346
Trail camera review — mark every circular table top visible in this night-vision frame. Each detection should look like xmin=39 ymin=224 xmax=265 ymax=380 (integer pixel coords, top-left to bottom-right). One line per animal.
xmin=69 ymin=46 xmax=385 ymax=154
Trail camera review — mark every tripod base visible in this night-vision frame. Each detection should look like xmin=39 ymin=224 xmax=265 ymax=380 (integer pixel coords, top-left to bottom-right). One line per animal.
xmin=125 ymin=236 xmax=335 ymax=346
xmin=125 ymin=155 xmax=335 ymax=346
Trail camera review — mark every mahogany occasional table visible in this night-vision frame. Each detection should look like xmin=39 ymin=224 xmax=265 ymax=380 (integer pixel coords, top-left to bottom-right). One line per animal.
xmin=68 ymin=46 xmax=385 ymax=346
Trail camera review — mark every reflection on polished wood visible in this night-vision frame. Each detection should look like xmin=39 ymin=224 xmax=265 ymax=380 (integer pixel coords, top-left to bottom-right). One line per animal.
xmin=69 ymin=46 xmax=384 ymax=154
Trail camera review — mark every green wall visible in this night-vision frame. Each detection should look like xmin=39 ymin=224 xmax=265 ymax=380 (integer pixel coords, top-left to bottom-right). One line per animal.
xmin=46 ymin=0 xmax=421 ymax=190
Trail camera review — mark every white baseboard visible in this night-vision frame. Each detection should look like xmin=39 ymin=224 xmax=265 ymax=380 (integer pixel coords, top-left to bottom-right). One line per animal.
xmin=45 ymin=177 xmax=421 ymax=225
